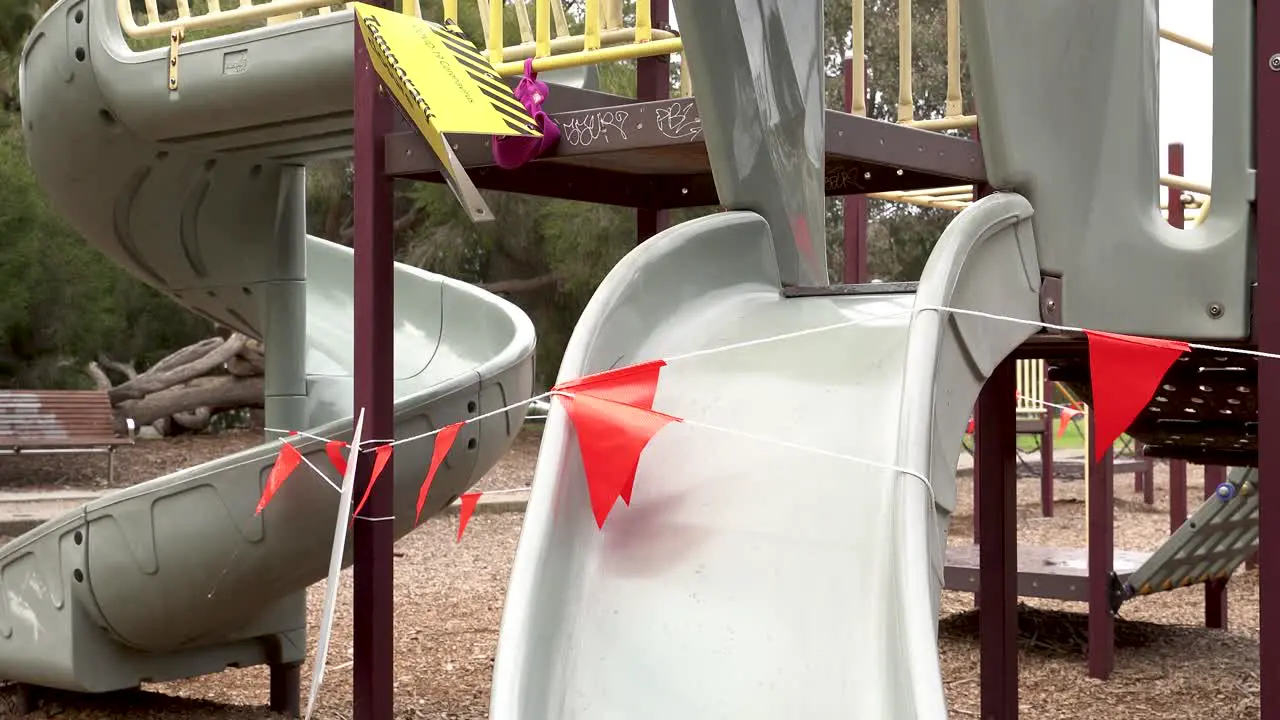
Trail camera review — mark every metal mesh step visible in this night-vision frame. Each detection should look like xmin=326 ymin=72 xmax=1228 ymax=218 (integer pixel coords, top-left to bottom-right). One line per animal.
xmin=1122 ymin=467 xmax=1258 ymax=600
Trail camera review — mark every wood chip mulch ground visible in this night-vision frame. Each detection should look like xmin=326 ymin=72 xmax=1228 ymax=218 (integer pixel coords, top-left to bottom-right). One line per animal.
xmin=0 ymin=434 xmax=1261 ymax=719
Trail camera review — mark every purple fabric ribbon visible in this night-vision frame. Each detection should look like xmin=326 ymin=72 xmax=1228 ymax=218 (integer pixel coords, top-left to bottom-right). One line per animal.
xmin=492 ymin=58 xmax=561 ymax=170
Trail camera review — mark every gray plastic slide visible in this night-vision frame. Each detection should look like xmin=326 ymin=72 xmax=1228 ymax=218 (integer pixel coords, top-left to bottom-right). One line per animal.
xmin=491 ymin=199 xmax=1045 ymax=718
xmin=491 ymin=1 xmax=1045 ymax=716
xmin=9 ymin=0 xmax=534 ymax=694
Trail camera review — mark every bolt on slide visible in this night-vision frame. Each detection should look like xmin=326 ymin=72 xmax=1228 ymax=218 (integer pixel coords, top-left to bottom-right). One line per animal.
xmin=489 ymin=1 xmax=1043 ymax=717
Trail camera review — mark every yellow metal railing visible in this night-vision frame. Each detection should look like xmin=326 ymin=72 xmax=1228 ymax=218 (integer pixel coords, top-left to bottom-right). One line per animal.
xmin=118 ymin=0 xmax=682 ymax=78
xmin=856 ymin=1 xmax=1215 ymax=217
xmin=868 ymin=177 xmax=1209 ymax=219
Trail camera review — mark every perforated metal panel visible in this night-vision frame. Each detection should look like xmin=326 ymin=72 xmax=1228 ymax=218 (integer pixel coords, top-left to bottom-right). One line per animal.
xmin=1123 ymin=467 xmax=1257 ymax=599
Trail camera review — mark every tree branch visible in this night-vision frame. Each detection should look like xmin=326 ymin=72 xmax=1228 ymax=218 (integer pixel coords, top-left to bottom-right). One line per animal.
xmin=85 ymin=361 xmax=113 ymax=391
xmin=97 ymin=354 xmax=138 ymax=381
xmin=144 ymin=337 xmax=224 ymax=376
xmin=477 ymin=273 xmax=558 ymax=294
xmin=109 ymin=334 xmax=248 ymax=404
xmin=115 ymin=375 xmax=263 ymax=430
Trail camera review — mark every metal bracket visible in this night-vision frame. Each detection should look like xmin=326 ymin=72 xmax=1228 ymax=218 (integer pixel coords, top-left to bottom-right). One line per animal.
xmin=1039 ymin=275 xmax=1063 ymax=331
xmin=168 ymin=27 xmax=184 ymax=92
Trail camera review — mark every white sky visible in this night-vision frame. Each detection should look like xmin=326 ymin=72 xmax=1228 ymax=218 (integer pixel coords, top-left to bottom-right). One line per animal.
xmin=671 ymin=2 xmax=1215 ymax=185
xmin=1158 ymin=0 xmax=1214 ymax=185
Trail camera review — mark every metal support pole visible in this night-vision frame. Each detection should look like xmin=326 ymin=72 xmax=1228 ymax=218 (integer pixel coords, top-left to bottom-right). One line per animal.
xmin=1040 ymin=375 xmax=1054 ymax=517
xmin=352 ymin=19 xmax=396 ymax=720
xmin=636 ymin=0 xmax=670 ymax=243
xmin=1165 ymin=142 xmax=1191 ymax=534
xmin=842 ymin=57 xmax=869 ymax=283
xmin=976 ymin=356 xmax=1017 ymax=719
xmin=1256 ymin=7 xmax=1280 ymax=715
xmin=1086 ymin=410 xmax=1115 ymax=680
xmin=1169 ymin=460 xmax=1188 ymax=534
xmin=1203 ymin=465 xmax=1229 ymax=629
xmin=263 ymin=165 xmax=310 ymax=434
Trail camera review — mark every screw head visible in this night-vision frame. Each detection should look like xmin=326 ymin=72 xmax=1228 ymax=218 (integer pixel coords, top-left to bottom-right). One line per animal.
xmin=1207 ymin=302 xmax=1224 ymax=318
xmin=1271 ymin=53 xmax=1280 ymax=71
xmin=1045 ymin=298 xmax=1057 ymax=312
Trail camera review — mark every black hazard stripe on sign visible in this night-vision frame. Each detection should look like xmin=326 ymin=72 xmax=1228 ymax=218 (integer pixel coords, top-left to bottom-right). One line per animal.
xmin=430 ymin=31 xmax=540 ymax=135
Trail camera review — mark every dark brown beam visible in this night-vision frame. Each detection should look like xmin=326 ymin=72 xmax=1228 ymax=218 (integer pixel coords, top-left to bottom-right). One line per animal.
xmin=1257 ymin=2 xmax=1280 ymax=712
xmin=976 ymin=356 xmax=1018 ymax=719
xmin=385 ymin=97 xmax=987 ymax=206
xmin=352 ymin=20 xmax=396 ymax=720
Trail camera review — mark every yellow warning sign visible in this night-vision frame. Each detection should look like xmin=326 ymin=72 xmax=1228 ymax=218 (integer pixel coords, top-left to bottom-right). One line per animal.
xmin=353 ymin=3 xmax=540 ymax=138
xmin=354 ymin=2 xmax=540 ymax=222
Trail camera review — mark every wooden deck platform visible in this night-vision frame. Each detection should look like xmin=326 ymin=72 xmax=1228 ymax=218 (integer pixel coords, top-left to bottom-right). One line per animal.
xmin=944 ymin=544 xmax=1152 ymax=603
xmin=382 ymin=89 xmax=986 ymax=209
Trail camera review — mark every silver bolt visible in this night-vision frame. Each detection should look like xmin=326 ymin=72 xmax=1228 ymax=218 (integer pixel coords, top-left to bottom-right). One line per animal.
xmin=1045 ymin=299 xmax=1057 ymax=313
xmin=1207 ymin=302 xmax=1224 ymax=318
xmin=1271 ymin=53 xmax=1280 ymax=71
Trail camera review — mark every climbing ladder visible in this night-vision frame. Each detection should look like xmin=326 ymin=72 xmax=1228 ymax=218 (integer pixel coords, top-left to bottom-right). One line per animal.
xmin=1123 ymin=467 xmax=1259 ymax=600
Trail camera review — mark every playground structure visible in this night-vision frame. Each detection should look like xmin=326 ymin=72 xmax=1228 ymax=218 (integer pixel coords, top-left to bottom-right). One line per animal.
xmin=5 ymin=0 xmax=1272 ymax=719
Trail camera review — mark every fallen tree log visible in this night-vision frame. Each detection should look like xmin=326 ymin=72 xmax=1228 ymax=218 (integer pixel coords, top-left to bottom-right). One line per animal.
xmin=87 ymin=334 xmax=267 ymax=436
xmin=114 ymin=375 xmax=264 ymax=431
xmin=108 ymin=334 xmax=248 ymax=403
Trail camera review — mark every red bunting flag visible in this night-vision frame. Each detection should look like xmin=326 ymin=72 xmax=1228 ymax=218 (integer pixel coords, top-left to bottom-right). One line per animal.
xmin=415 ymin=422 xmax=463 ymax=524
xmin=552 ymin=359 xmax=666 ymax=411
xmin=1057 ymin=406 xmax=1081 ymax=439
xmin=456 ymin=492 xmax=481 ymax=542
xmin=325 ymin=440 xmax=349 ymax=476
xmin=554 ymin=359 xmax=666 ymax=504
xmin=349 ymin=444 xmax=394 ymax=525
xmin=561 ymin=392 xmax=681 ymax=529
xmin=255 ymin=443 xmax=304 ymax=515
xmin=1085 ymin=330 xmax=1188 ymax=461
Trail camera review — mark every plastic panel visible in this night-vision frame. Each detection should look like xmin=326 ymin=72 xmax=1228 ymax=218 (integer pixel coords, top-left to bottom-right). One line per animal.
xmin=961 ymin=0 xmax=1253 ymax=339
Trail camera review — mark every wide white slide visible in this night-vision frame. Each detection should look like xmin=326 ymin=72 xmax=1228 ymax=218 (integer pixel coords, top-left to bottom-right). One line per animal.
xmin=491 ymin=196 xmax=1045 ymax=718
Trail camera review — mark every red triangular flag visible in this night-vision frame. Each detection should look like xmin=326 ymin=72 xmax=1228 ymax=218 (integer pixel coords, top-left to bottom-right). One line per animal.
xmin=1085 ymin=330 xmax=1188 ymax=461
xmin=415 ymin=422 xmax=463 ymax=524
xmin=1057 ymin=406 xmax=1081 ymax=439
xmin=552 ymin=359 xmax=666 ymax=411
xmin=554 ymin=360 xmax=667 ymax=505
xmin=456 ymin=492 xmax=481 ymax=542
xmin=325 ymin=440 xmax=349 ymax=477
xmin=562 ymin=392 xmax=681 ymax=529
xmin=256 ymin=443 xmax=304 ymax=515
xmin=350 ymin=444 xmax=394 ymax=525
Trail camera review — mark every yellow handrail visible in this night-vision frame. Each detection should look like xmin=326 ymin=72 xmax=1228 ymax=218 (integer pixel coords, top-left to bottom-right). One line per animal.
xmin=119 ymin=0 xmax=682 ymax=80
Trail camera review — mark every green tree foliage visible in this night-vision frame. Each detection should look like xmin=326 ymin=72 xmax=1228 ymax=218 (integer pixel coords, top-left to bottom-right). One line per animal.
xmin=821 ymin=0 xmax=969 ymax=282
xmin=0 ymin=116 xmax=211 ymax=387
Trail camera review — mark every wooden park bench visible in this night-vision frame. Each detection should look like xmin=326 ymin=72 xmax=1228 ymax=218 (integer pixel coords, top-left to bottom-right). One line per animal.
xmin=0 ymin=390 xmax=135 ymax=484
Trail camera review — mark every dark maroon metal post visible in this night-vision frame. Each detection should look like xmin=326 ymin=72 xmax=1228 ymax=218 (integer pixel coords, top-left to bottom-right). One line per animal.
xmin=1134 ymin=441 xmax=1153 ymax=504
xmin=976 ymin=356 xmax=1018 ymax=719
xmin=352 ymin=22 xmax=396 ymax=720
xmin=1132 ymin=441 xmax=1142 ymax=495
xmin=842 ymin=57 xmax=869 ymax=283
xmin=1169 ymin=460 xmax=1188 ymax=534
xmin=1165 ymin=143 xmax=1190 ymax=529
xmin=1203 ymin=465 xmax=1229 ymax=629
xmin=1040 ymin=376 xmax=1054 ymax=517
xmin=1087 ymin=410 xmax=1114 ymax=680
xmin=1257 ymin=13 xmax=1280 ymax=716
xmin=635 ymin=0 xmax=671 ymax=243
